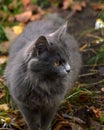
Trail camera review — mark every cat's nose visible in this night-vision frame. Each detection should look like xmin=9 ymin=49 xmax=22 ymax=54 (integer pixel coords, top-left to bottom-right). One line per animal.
xmin=66 ymin=69 xmax=70 ymax=73
xmin=64 ymin=63 xmax=71 ymax=73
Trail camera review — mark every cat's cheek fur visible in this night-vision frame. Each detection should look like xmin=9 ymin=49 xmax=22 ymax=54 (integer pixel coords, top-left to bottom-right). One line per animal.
xmin=28 ymin=58 xmax=39 ymax=71
xmin=56 ymin=66 xmax=68 ymax=77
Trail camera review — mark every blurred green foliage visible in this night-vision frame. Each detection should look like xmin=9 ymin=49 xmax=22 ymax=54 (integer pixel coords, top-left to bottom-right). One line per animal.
xmin=88 ymin=45 xmax=104 ymax=65
xmin=0 ymin=25 xmax=8 ymax=43
xmin=99 ymin=9 xmax=104 ymax=21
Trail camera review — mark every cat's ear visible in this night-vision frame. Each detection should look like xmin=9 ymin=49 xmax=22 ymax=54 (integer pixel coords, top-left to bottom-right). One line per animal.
xmin=35 ymin=35 xmax=49 ymax=55
xmin=49 ymin=22 xmax=67 ymax=40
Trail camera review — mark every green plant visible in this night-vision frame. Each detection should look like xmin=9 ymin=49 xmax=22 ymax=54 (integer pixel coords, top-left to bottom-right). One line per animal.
xmin=100 ymin=114 xmax=104 ymax=125
xmin=98 ymin=9 xmax=104 ymax=21
xmin=0 ymin=25 xmax=8 ymax=43
xmin=32 ymin=0 xmax=50 ymax=8
xmin=88 ymin=45 xmax=104 ymax=65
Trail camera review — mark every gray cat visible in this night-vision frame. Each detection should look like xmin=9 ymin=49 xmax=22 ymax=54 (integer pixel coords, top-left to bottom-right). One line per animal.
xmin=4 ymin=14 xmax=81 ymax=130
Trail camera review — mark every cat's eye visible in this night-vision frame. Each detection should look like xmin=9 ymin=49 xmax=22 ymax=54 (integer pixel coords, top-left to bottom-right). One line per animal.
xmin=53 ymin=61 xmax=60 ymax=67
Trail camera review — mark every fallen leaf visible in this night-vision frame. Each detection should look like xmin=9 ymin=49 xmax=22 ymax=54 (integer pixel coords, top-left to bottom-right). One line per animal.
xmin=12 ymin=23 xmax=25 ymax=35
xmin=0 ymin=41 xmax=11 ymax=53
xmin=0 ymin=104 xmax=9 ymax=111
xmin=90 ymin=107 xmax=100 ymax=118
xmin=71 ymin=1 xmax=86 ymax=11
xmin=80 ymin=44 xmax=87 ymax=51
xmin=22 ymin=0 xmax=31 ymax=7
xmin=37 ymin=7 xmax=45 ymax=15
xmin=78 ymin=92 xmax=90 ymax=103
xmin=4 ymin=27 xmax=17 ymax=41
xmin=0 ymin=56 xmax=7 ymax=65
xmin=54 ymin=120 xmax=71 ymax=130
xmin=15 ymin=11 xmax=32 ymax=23
xmin=91 ymin=3 xmax=104 ymax=10
xmin=62 ymin=0 xmax=72 ymax=10
xmin=30 ymin=14 xmax=42 ymax=21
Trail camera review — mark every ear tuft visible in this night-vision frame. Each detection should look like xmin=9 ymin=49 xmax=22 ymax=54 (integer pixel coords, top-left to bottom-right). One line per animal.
xmin=58 ymin=21 xmax=68 ymax=39
xmin=35 ymin=36 xmax=49 ymax=55
xmin=48 ymin=21 xmax=68 ymax=40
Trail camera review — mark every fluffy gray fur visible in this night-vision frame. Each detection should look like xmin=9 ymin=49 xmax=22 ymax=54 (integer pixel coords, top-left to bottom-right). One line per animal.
xmin=4 ymin=14 xmax=81 ymax=130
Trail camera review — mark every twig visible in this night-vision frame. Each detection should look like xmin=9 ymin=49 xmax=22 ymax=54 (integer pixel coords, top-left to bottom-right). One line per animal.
xmin=62 ymin=114 xmax=86 ymax=125
xmin=0 ymin=128 xmax=14 ymax=130
xmin=65 ymin=90 xmax=82 ymax=100
xmin=79 ymin=71 xmax=98 ymax=78
xmin=80 ymin=79 xmax=104 ymax=87
xmin=83 ymin=64 xmax=104 ymax=67
xmin=65 ymin=10 xmax=76 ymax=20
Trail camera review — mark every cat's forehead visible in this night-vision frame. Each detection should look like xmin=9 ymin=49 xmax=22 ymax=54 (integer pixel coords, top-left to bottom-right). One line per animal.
xmin=48 ymin=42 xmax=69 ymax=60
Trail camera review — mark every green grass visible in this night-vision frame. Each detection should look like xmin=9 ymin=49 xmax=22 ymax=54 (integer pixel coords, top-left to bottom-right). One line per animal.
xmin=88 ymin=45 xmax=104 ymax=65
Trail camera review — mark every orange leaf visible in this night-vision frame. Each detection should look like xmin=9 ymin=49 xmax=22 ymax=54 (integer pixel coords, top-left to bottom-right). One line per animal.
xmin=15 ymin=11 xmax=32 ymax=23
xmin=0 ymin=104 xmax=9 ymax=111
xmin=30 ymin=14 xmax=41 ymax=21
xmin=90 ymin=107 xmax=100 ymax=118
xmin=12 ymin=23 xmax=24 ymax=35
xmin=0 ymin=56 xmax=7 ymax=65
xmin=54 ymin=120 xmax=70 ymax=130
xmin=62 ymin=0 xmax=72 ymax=10
xmin=22 ymin=0 xmax=31 ymax=7
xmin=71 ymin=1 xmax=86 ymax=11
xmin=91 ymin=3 xmax=104 ymax=10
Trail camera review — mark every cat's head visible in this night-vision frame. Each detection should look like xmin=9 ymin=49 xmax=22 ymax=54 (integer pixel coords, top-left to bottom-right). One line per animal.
xmin=26 ymin=23 xmax=71 ymax=79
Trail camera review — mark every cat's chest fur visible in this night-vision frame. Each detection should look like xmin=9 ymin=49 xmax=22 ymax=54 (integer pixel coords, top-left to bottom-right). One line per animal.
xmin=16 ymin=75 xmax=68 ymax=107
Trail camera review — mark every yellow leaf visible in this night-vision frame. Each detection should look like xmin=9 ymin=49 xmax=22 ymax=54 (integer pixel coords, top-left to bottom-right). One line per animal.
xmin=0 ymin=56 xmax=7 ymax=65
xmin=0 ymin=104 xmax=9 ymax=111
xmin=12 ymin=23 xmax=24 ymax=35
xmin=101 ymin=87 xmax=104 ymax=92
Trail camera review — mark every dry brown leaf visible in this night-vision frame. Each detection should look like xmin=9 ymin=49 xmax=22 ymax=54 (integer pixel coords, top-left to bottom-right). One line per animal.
xmin=12 ymin=23 xmax=25 ymax=35
xmin=78 ymin=92 xmax=90 ymax=103
xmin=15 ymin=11 xmax=32 ymax=23
xmin=37 ymin=7 xmax=45 ymax=15
xmin=4 ymin=27 xmax=17 ymax=41
xmin=0 ymin=56 xmax=7 ymax=64
xmin=90 ymin=107 xmax=100 ymax=118
xmin=0 ymin=41 xmax=11 ymax=53
xmin=71 ymin=1 xmax=86 ymax=11
xmin=0 ymin=104 xmax=9 ymax=111
xmin=30 ymin=14 xmax=42 ymax=21
xmin=62 ymin=0 xmax=72 ymax=10
xmin=54 ymin=120 xmax=71 ymax=130
xmin=91 ymin=3 xmax=104 ymax=10
xmin=80 ymin=44 xmax=87 ymax=51
xmin=22 ymin=0 xmax=31 ymax=7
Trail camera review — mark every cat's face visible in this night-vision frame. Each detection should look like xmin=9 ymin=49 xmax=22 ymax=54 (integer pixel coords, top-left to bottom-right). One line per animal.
xmin=27 ymin=23 xmax=71 ymax=79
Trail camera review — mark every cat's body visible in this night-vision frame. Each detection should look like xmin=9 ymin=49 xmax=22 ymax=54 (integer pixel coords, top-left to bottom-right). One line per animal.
xmin=4 ymin=14 xmax=81 ymax=130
